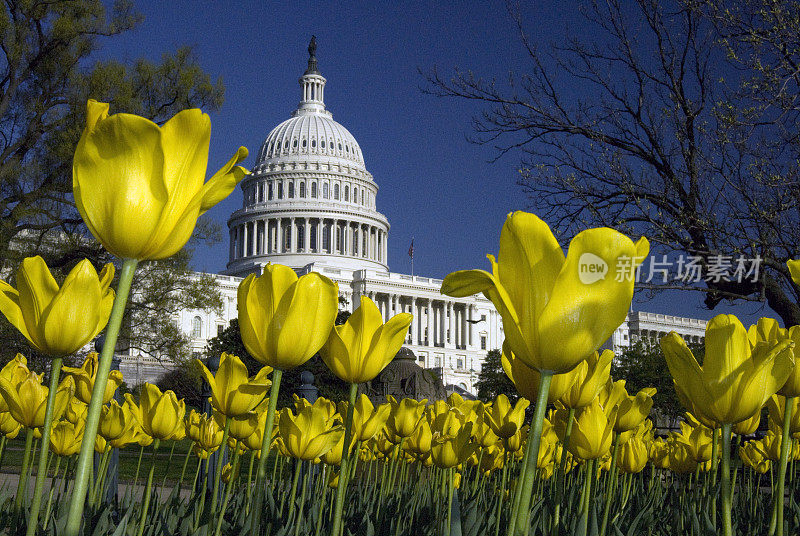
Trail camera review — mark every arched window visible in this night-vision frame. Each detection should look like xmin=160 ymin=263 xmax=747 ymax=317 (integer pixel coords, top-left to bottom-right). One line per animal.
xmin=268 ymin=182 xmax=273 ymax=200
xmin=288 ymin=182 xmax=295 ymax=198
xmin=344 ymin=185 xmax=349 ymax=202
xmin=321 ymin=140 xmax=325 ymax=149
xmin=333 ymin=184 xmax=340 ymax=200
xmin=353 ymin=187 xmax=358 ymax=203
xmin=352 ymin=228 xmax=358 ymax=255
xmin=323 ymin=182 xmax=329 ymax=199
xmin=258 ymin=183 xmax=264 ymax=203
xmin=311 ymin=182 xmax=318 ymax=198
xmin=277 ymin=181 xmax=283 ymax=199
xmin=311 ymin=138 xmax=316 ymax=149
xmin=297 ymin=224 xmax=305 ymax=251
xmin=302 ymin=138 xmax=307 ymax=148
xmin=299 ymin=182 xmax=306 ymax=198
xmin=361 ymin=190 xmax=364 ymax=205
xmin=192 ymin=316 xmax=202 ymax=339
xmin=322 ymin=224 xmax=330 ymax=252
xmin=293 ymin=139 xmax=298 ymax=148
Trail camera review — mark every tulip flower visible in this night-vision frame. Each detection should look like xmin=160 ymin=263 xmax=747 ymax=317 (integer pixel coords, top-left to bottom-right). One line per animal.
xmin=62 ymin=352 xmax=123 ymax=405
xmin=0 ymin=355 xmax=30 ymax=414
xmin=73 ymin=100 xmax=248 ymax=260
xmin=733 ymin=411 xmax=760 ymax=436
xmin=431 ymin=423 xmax=478 ymax=468
xmin=661 ymin=314 xmax=794 ymax=426
xmin=342 ymin=395 xmax=391 ymax=442
xmin=186 ymin=410 xmax=224 ymax=453
xmin=387 ymin=396 xmax=428 ymax=439
xmin=617 ymin=434 xmax=648 ymax=473
xmin=666 ymin=440 xmax=698 ymax=473
xmin=131 ymin=384 xmax=186 ymax=441
xmin=767 ymin=395 xmax=800 ymax=434
xmin=613 ymin=384 xmax=656 ymax=433
xmin=560 ymin=350 xmax=614 ymax=409
xmin=50 ymin=420 xmax=84 ymax=457
xmin=662 ymin=313 xmax=795 ymax=536
xmin=740 ymin=440 xmax=771 ymax=474
xmin=485 ymin=394 xmax=529 ymax=439
xmin=98 ymin=399 xmax=128 ymax=442
xmin=405 ymin=419 xmax=433 ymax=457
xmin=278 ymin=405 xmax=344 ymax=461
xmin=321 ymin=296 xmax=412 ymax=383
xmin=0 ymin=371 xmax=72 ymax=430
xmin=238 ymin=264 xmax=338 ymax=371
xmin=0 ymin=256 xmax=114 ymax=357
xmin=219 ymin=410 xmax=262 ymax=442
xmin=197 ymin=352 xmax=271 ymax=417
xmin=568 ymin=399 xmax=617 ymax=460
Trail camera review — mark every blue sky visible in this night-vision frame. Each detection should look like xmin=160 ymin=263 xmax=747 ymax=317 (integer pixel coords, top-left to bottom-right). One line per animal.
xmin=97 ymin=0 xmax=776 ymax=325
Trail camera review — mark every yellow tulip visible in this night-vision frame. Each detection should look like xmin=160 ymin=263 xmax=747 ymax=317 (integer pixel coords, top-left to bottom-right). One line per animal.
xmin=0 ymin=411 xmax=21 ymax=439
xmin=98 ymin=400 xmax=128 ymax=441
xmin=278 ymin=405 xmax=344 ymax=461
xmin=480 ymin=445 xmax=505 ymax=475
xmin=485 ymin=394 xmax=529 ymax=439
xmin=62 ymin=352 xmax=123 ymax=405
xmin=560 ymin=350 xmax=613 ymax=409
xmin=473 ymin=413 xmax=500 ymax=448
xmin=73 ymin=100 xmax=248 ymax=260
xmin=294 ymin=395 xmax=339 ymax=425
xmin=617 ymin=434 xmax=649 ymax=473
xmin=613 ymin=384 xmax=656 ymax=433
xmin=501 ymin=342 xmax=580 ymax=403
xmin=221 ymin=461 xmax=239 ymax=485
xmin=340 ymin=395 xmax=391 ymax=442
xmin=665 ymin=440 xmax=698 ymax=473
xmin=50 ymin=420 xmax=84 ymax=457
xmin=0 ymin=371 xmax=72 ymax=429
xmin=64 ymin=397 xmax=88 ymax=425
xmin=431 ymin=423 xmax=477 ymax=468
xmin=193 ymin=412 xmax=224 ymax=453
xmin=568 ymin=399 xmax=617 ymax=460
xmin=237 ymin=264 xmax=338 ymax=370
xmin=131 ymin=384 xmax=185 ymax=440
xmin=197 ymin=352 xmax=271 ymax=417
xmin=740 ymin=440 xmax=771 ymax=473
xmin=0 ymin=355 xmax=30 ymax=413
xmin=0 ymin=256 xmax=114 ymax=356
xmin=218 ymin=410 xmax=262 ymax=442
xmin=767 ymin=395 xmax=800 ymax=434
xmin=649 ymin=438 xmax=669 ymax=469
xmin=321 ymin=296 xmax=412 ymax=383
xmin=386 ymin=396 xmax=428 ymax=439
xmin=94 ymin=434 xmax=108 ymax=454
xmin=660 ymin=313 xmax=795 ymax=424
xmin=672 ymin=417 xmax=714 ymax=463
xmin=442 ymin=211 xmax=648 ymax=373
xmin=405 ymin=418 xmax=433 ymax=457
xmin=747 ymin=318 xmax=800 ymax=398
xmin=733 ymin=412 xmax=760 ymax=436
xmin=503 ymin=425 xmax=529 ymax=454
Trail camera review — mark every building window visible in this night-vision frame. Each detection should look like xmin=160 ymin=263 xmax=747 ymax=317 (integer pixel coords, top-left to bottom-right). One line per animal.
xmin=302 ymin=138 xmax=307 ymax=148
xmin=268 ymin=182 xmax=273 ymax=200
xmin=217 ymin=324 xmax=224 ymax=336
xmin=322 ymin=224 xmax=330 ymax=252
xmin=311 ymin=138 xmax=316 ymax=149
xmin=480 ymin=335 xmax=487 ymax=350
xmin=293 ymin=139 xmax=298 ymax=148
xmin=299 ymin=182 xmax=306 ymax=198
xmin=192 ymin=316 xmax=202 ymax=339
xmin=258 ymin=184 xmax=264 ymax=203
xmin=277 ymin=181 xmax=283 ymax=199
xmin=288 ymin=182 xmax=294 ymax=198
xmin=353 ymin=187 xmax=358 ymax=203
xmin=311 ymin=182 xmax=317 ymax=198
xmin=435 ymin=356 xmax=441 ymax=367
xmin=333 ymin=183 xmax=340 ymax=200
xmin=310 ymin=222 xmax=318 ymax=251
xmin=297 ymin=224 xmax=305 ymax=251
xmin=353 ymin=229 xmax=359 ymax=255
xmin=456 ymin=358 xmax=464 ymax=370
xmin=480 ymin=314 xmax=486 ymax=321
xmin=283 ymin=225 xmax=291 ymax=251
xmin=361 ymin=190 xmax=365 ymax=204
xmin=323 ymin=182 xmax=329 ymax=199
xmin=344 ymin=185 xmax=349 ymax=202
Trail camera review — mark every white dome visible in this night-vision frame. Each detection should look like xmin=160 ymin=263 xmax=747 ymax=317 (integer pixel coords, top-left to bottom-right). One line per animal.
xmin=256 ymin=112 xmax=365 ymax=168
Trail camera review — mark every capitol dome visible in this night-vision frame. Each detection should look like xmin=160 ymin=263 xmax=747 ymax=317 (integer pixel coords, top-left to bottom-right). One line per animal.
xmin=226 ymin=38 xmax=390 ymax=277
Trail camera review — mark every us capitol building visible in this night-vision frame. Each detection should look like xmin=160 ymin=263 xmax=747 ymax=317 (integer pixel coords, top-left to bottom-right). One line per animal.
xmin=119 ymin=40 xmax=708 ymax=393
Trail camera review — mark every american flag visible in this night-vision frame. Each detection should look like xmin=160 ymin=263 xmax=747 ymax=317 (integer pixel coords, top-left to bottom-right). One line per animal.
xmin=408 ymin=238 xmax=414 ymax=259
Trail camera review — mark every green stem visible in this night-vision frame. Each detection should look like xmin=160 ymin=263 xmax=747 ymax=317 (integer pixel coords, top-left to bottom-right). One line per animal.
xmin=214 ymin=441 xmax=241 ymax=536
xmin=330 ymin=382 xmax=358 ymax=536
xmin=447 ymin=467 xmax=455 ymax=535
xmin=286 ymin=459 xmax=302 ymax=519
xmin=43 ymin=455 xmax=62 ymax=532
xmin=26 ymin=356 xmax=63 ymax=536
xmin=250 ymin=368 xmax=282 ymax=532
xmin=245 ymin=450 xmax=255 ymax=514
xmin=0 ymin=435 xmax=6 ymax=471
xmin=775 ymin=397 xmax=794 ymax=536
xmin=293 ymin=458 xmax=311 ymax=536
xmin=579 ymin=459 xmax=596 ymax=536
xmin=711 ymin=426 xmax=719 ymax=529
xmin=508 ymin=371 xmax=553 ymax=536
xmin=179 ymin=445 xmax=192 ymax=485
xmin=15 ymin=428 xmax=35 ymax=511
xmin=599 ymin=432 xmax=621 ymax=536
xmin=552 ymin=407 xmax=575 ymax=536
xmin=721 ymin=424 xmax=732 ymax=536
xmin=137 ymin=438 xmax=160 ymax=536
xmin=494 ymin=453 xmax=509 ymax=536
xmin=209 ymin=417 xmax=231 ymax=518
xmin=64 ymin=258 xmax=138 ymax=536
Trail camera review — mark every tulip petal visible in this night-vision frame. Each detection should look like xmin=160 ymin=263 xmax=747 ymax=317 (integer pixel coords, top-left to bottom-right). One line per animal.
xmin=16 ymin=256 xmax=60 ymax=351
xmin=536 ymin=228 xmax=648 ymax=373
xmin=198 ymin=147 xmax=249 ymax=213
xmin=364 ymin=312 xmax=413 ymax=381
xmin=73 ymin=110 xmax=165 ymax=259
xmin=0 ymin=281 xmax=31 ymax=344
xmin=789 ymin=259 xmax=800 ymax=288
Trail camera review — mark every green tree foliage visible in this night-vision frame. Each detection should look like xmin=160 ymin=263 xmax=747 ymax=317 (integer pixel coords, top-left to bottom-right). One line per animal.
xmin=0 ymin=1 xmax=227 ymax=367
xmin=474 ymin=349 xmax=517 ymax=403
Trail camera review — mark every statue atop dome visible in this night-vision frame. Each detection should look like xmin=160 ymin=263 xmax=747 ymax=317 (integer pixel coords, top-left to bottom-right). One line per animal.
xmin=305 ymin=35 xmax=320 ymax=75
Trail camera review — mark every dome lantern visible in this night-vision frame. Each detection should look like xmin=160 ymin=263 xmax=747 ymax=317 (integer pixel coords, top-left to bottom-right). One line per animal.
xmin=297 ymin=35 xmax=326 ymax=115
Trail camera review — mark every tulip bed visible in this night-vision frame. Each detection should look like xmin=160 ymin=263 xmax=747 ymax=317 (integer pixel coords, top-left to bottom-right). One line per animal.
xmin=2 ymin=101 xmax=800 ymax=536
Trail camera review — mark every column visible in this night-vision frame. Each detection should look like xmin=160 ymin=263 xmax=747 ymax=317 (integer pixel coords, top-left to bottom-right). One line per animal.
xmin=468 ymin=305 xmax=474 ymax=346
xmin=410 ymin=297 xmax=417 ymax=344
xmin=242 ymin=223 xmax=249 ymax=257
xmin=316 ymin=219 xmax=322 ymax=253
xmin=426 ymin=300 xmax=432 ymax=346
xmin=447 ymin=302 xmax=453 ymax=346
xmin=304 ymin=218 xmax=310 ymax=252
xmin=229 ymin=228 xmax=235 ymax=260
xmin=274 ymin=218 xmax=281 ymax=253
